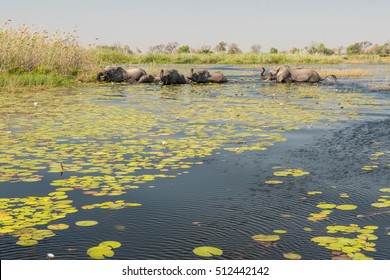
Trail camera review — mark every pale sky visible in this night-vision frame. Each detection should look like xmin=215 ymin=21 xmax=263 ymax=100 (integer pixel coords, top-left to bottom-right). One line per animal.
xmin=1 ymin=0 xmax=389 ymax=52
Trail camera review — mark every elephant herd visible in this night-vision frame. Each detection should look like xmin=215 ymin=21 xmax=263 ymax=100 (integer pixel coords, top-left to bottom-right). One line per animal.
xmin=97 ymin=66 xmax=337 ymax=85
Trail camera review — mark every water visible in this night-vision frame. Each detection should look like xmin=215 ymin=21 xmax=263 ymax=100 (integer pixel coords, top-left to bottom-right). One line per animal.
xmin=0 ymin=64 xmax=390 ymax=259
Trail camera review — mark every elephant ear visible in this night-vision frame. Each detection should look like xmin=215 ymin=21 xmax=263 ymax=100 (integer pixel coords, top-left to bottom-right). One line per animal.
xmin=276 ymin=67 xmax=290 ymax=82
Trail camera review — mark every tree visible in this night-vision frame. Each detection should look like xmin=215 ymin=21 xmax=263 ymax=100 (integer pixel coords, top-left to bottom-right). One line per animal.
xmin=346 ymin=43 xmax=362 ymax=55
xmin=198 ymin=45 xmax=213 ymax=54
xmin=164 ymin=42 xmax=179 ymax=54
xmin=177 ymin=45 xmax=190 ymax=53
xmin=307 ymin=43 xmax=334 ymax=55
xmin=136 ymin=47 xmax=142 ymax=54
xmin=290 ymin=47 xmax=300 ymax=54
xmin=250 ymin=44 xmax=262 ymax=53
xmin=214 ymin=41 xmax=227 ymax=53
xmin=270 ymin=47 xmax=278 ymax=54
xmin=227 ymin=43 xmax=242 ymax=54
xmin=148 ymin=44 xmax=166 ymax=53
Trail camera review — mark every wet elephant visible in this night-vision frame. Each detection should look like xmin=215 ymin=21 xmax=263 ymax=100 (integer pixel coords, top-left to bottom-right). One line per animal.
xmin=159 ymin=69 xmax=188 ymax=85
xmin=187 ymin=69 xmax=228 ymax=83
xmin=260 ymin=66 xmax=337 ymax=83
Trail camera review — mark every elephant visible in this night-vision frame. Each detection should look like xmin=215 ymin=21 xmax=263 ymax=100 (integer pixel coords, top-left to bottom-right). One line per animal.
xmin=187 ymin=69 xmax=228 ymax=83
xmin=97 ymin=66 xmax=147 ymax=82
xmin=138 ymin=74 xmax=156 ymax=83
xmin=159 ymin=69 xmax=188 ymax=85
xmin=260 ymin=66 xmax=337 ymax=83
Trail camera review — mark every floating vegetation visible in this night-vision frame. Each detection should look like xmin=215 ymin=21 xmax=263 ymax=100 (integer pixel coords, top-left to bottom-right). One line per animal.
xmin=264 ymin=180 xmax=284 ymax=185
xmin=335 ymin=204 xmax=358 ymax=211
xmin=273 ymin=168 xmax=310 ymax=177
xmin=47 ymin=223 xmax=69 ymax=230
xmin=283 ymin=252 xmax=302 ymax=260
xmin=75 ymin=220 xmax=98 ymax=227
xmin=311 ymin=224 xmax=377 ymax=260
xmin=0 ymin=70 xmax=387 ymax=257
xmin=87 ymin=240 xmax=121 ymax=259
xmin=307 ymin=210 xmax=333 ymax=222
xmin=252 ymin=234 xmax=280 ymax=242
xmin=193 ymin=246 xmax=223 ymax=257
xmin=273 ymin=230 xmax=287 ymax=234
xmin=82 ymin=200 xmax=142 ymax=210
xmin=307 ymin=191 xmax=322 ymax=195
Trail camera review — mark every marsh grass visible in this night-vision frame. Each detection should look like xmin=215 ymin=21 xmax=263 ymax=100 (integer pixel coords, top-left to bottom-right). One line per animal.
xmin=317 ymin=68 xmax=374 ymax=78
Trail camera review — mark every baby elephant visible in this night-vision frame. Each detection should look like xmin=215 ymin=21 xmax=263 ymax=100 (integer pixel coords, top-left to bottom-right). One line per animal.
xmin=187 ymin=69 xmax=228 ymax=83
xmin=159 ymin=69 xmax=188 ymax=85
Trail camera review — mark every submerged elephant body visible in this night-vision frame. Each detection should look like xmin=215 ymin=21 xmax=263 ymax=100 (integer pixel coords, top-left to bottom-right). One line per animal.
xmin=260 ymin=66 xmax=337 ymax=83
xmin=97 ymin=66 xmax=148 ymax=83
xmin=187 ymin=69 xmax=228 ymax=83
xmin=159 ymin=69 xmax=188 ymax=85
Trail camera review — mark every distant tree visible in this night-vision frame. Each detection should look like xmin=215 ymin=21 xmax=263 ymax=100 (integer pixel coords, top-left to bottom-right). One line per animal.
xmin=177 ymin=45 xmax=190 ymax=53
xmin=164 ymin=42 xmax=179 ymax=54
xmin=122 ymin=45 xmax=133 ymax=54
xmin=198 ymin=45 xmax=213 ymax=54
xmin=270 ymin=47 xmax=278 ymax=54
xmin=148 ymin=44 xmax=166 ymax=53
xmin=346 ymin=43 xmax=362 ymax=55
xmin=307 ymin=43 xmax=334 ymax=55
xmin=290 ymin=47 xmax=300 ymax=54
xmin=250 ymin=44 xmax=262 ymax=53
xmin=214 ymin=41 xmax=227 ymax=53
xmin=227 ymin=43 xmax=242 ymax=54
xmin=136 ymin=47 xmax=142 ymax=54
xmin=375 ymin=42 xmax=390 ymax=56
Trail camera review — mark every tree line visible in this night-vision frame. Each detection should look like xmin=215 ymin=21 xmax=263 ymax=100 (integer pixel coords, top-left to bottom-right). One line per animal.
xmin=96 ymin=41 xmax=390 ymax=56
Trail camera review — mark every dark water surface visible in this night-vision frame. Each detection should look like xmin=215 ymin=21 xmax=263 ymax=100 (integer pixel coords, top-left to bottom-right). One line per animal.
xmin=1 ymin=64 xmax=390 ymax=259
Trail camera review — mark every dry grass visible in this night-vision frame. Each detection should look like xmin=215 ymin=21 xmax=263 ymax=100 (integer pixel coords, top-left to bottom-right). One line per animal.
xmin=317 ymin=68 xmax=374 ymax=78
xmin=0 ymin=20 xmax=90 ymax=78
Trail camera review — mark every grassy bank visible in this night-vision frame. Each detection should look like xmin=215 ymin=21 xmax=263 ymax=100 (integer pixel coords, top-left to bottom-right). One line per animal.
xmin=1 ymin=22 xmax=389 ymax=91
xmin=88 ymin=49 xmax=390 ymax=65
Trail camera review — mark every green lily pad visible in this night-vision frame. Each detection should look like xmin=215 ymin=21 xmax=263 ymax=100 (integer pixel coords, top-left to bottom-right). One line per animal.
xmin=100 ymin=241 xmax=121 ymax=249
xmin=336 ymin=204 xmax=357 ymax=210
xmin=47 ymin=223 xmax=69 ymax=230
xmin=193 ymin=246 xmax=223 ymax=257
xmin=16 ymin=239 xmax=38 ymax=246
xmin=87 ymin=245 xmax=114 ymax=259
xmin=75 ymin=220 xmax=98 ymax=227
xmin=252 ymin=234 xmax=280 ymax=242
xmin=283 ymin=252 xmax=302 ymax=260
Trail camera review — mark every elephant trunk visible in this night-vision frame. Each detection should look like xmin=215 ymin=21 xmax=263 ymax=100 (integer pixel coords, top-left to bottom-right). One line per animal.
xmin=97 ymin=72 xmax=104 ymax=82
xmin=259 ymin=67 xmax=269 ymax=81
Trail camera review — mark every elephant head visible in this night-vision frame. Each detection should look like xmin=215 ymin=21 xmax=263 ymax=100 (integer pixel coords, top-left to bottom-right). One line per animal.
xmin=159 ymin=69 xmax=188 ymax=85
xmin=97 ymin=66 xmax=127 ymax=82
xmin=187 ymin=69 xmax=211 ymax=83
xmin=260 ymin=66 xmax=291 ymax=82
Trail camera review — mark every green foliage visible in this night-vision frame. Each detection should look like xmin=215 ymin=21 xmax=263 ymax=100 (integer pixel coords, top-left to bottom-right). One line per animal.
xmin=307 ymin=43 xmax=334 ymax=55
xmin=270 ymin=47 xmax=278 ymax=54
xmin=177 ymin=45 xmax=190 ymax=53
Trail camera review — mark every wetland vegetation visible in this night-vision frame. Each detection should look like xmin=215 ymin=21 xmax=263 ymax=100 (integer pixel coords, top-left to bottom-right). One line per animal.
xmin=1 ymin=22 xmax=390 ymax=260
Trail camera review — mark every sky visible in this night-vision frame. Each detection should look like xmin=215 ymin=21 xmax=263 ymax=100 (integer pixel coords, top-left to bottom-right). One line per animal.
xmin=1 ymin=0 xmax=390 ymax=52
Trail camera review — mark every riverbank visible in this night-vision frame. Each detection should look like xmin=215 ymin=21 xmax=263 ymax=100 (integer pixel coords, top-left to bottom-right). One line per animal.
xmin=1 ymin=23 xmax=389 ymax=92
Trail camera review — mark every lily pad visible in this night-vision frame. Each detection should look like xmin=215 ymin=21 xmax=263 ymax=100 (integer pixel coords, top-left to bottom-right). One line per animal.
xmin=75 ymin=220 xmax=98 ymax=227
xmin=336 ymin=204 xmax=357 ymax=211
xmin=47 ymin=223 xmax=69 ymax=230
xmin=87 ymin=245 xmax=114 ymax=259
xmin=252 ymin=234 xmax=280 ymax=242
xmin=100 ymin=241 xmax=121 ymax=249
xmin=193 ymin=246 xmax=223 ymax=257
xmin=264 ymin=180 xmax=284 ymax=185
xmin=283 ymin=252 xmax=302 ymax=260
